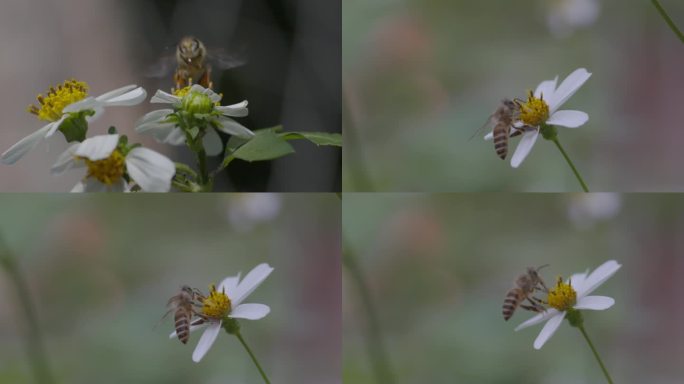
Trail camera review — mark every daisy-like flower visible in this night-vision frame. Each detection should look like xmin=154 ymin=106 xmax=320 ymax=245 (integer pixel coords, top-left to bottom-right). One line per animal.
xmin=515 ymin=260 xmax=621 ymax=349
xmin=51 ymin=134 xmax=175 ymax=192
xmin=485 ymin=68 xmax=592 ymax=168
xmin=1 ymin=80 xmax=146 ymax=164
xmin=135 ymin=84 xmax=254 ymax=156
xmin=170 ymin=263 xmax=273 ymax=362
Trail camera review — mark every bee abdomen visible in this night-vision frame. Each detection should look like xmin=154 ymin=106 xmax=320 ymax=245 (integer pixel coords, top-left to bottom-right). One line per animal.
xmin=174 ymin=310 xmax=190 ymax=344
xmin=502 ymin=290 xmax=520 ymax=321
xmin=493 ymin=126 xmax=509 ymax=160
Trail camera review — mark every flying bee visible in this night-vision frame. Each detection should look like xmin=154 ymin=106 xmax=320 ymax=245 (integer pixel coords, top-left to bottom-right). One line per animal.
xmin=146 ymin=36 xmax=246 ymax=91
xmin=165 ymin=285 xmax=205 ymax=344
xmin=502 ymin=265 xmax=549 ymax=321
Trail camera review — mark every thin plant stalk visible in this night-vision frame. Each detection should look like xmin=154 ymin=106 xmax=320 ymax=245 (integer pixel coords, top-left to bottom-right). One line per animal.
xmin=577 ymin=324 xmax=614 ymax=384
xmin=342 ymin=84 xmax=375 ymax=191
xmin=651 ymin=0 xmax=684 ymax=43
xmin=235 ymin=331 xmax=271 ymax=384
xmin=552 ymin=138 xmax=589 ymax=192
xmin=343 ymin=243 xmax=396 ymax=384
xmin=0 ymin=236 xmax=55 ymax=384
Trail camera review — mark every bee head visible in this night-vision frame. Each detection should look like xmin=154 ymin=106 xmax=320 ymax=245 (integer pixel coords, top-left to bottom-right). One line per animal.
xmin=177 ymin=36 xmax=203 ymax=64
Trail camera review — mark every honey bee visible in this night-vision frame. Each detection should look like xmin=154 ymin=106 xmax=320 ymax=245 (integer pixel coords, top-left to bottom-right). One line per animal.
xmin=502 ymin=265 xmax=549 ymax=321
xmin=147 ymin=36 xmax=246 ymax=91
xmin=166 ymin=285 xmax=204 ymax=344
xmin=471 ymin=99 xmax=533 ymax=160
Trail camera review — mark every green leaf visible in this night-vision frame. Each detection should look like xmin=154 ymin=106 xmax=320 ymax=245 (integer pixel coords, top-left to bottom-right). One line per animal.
xmin=229 ymin=128 xmax=295 ymax=162
xmin=280 ymin=131 xmax=342 ymax=147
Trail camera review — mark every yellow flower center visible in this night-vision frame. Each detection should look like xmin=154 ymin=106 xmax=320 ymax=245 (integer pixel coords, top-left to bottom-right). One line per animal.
xmin=27 ymin=79 xmax=89 ymax=122
xmin=83 ymin=150 xmax=125 ymax=185
xmin=547 ymin=276 xmax=577 ymax=311
xmin=202 ymin=284 xmax=232 ymax=319
xmin=172 ymin=85 xmax=193 ymax=98
xmin=517 ymin=90 xmax=549 ymax=126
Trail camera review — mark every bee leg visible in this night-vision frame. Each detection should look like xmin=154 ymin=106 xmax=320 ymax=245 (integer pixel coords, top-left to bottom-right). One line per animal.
xmin=199 ymin=68 xmax=212 ymax=89
xmin=520 ymin=304 xmax=543 ymax=313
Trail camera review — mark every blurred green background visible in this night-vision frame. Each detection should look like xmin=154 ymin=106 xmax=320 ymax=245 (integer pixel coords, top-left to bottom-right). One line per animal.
xmin=343 ymin=193 xmax=684 ymax=383
xmin=343 ymin=0 xmax=684 ymax=191
xmin=0 ymin=194 xmax=340 ymax=384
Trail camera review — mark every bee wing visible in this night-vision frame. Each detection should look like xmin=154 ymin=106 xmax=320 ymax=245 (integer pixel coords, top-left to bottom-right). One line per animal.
xmin=468 ymin=114 xmax=495 ymax=141
xmin=145 ymin=54 xmax=177 ymax=78
xmin=207 ymin=47 xmax=247 ymax=70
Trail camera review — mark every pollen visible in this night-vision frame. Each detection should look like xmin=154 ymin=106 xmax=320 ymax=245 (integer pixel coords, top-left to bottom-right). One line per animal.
xmin=201 ymin=284 xmax=232 ymax=319
xmin=27 ymin=79 xmax=89 ymax=122
xmin=516 ymin=90 xmax=549 ymax=126
xmin=172 ymin=85 xmax=193 ymax=99
xmin=547 ymin=276 xmax=577 ymax=311
xmin=83 ymin=150 xmax=125 ymax=185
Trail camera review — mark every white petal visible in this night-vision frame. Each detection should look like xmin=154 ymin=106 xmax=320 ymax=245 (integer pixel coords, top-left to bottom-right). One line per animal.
xmin=202 ymin=128 xmax=223 ymax=156
xmin=63 ymin=97 xmax=99 ymax=113
xmin=515 ymin=308 xmax=560 ymax=331
xmin=546 ymin=110 xmax=588 ymax=128
xmin=218 ymin=274 xmax=241 ymax=296
xmin=567 ymin=271 xmax=589 ymax=293
xmin=534 ymin=76 xmax=558 ymax=99
xmin=135 ymin=109 xmax=173 ymax=127
xmin=151 ymin=89 xmax=180 ymax=104
xmin=1 ymin=123 xmax=53 ymax=164
xmin=99 ymin=86 xmax=147 ymax=106
xmin=51 ymin=143 xmax=81 ymax=175
xmin=510 ymin=130 xmax=539 ymax=168
xmin=165 ymin=127 xmax=187 ymax=146
xmin=70 ymin=181 xmax=86 ymax=193
xmin=45 ymin=115 xmax=68 ymax=138
xmin=78 ymin=178 xmax=120 ymax=193
xmin=232 ymin=263 xmax=274 ymax=307
xmin=74 ymin=134 xmax=119 ymax=161
xmin=484 ymin=131 xmax=493 ymax=141
xmin=192 ymin=322 xmax=221 ymax=362
xmin=533 ymin=313 xmax=565 ymax=349
xmin=216 ymin=100 xmax=249 ymax=117
xmin=95 ymin=85 xmax=137 ymax=102
xmin=575 ymin=260 xmax=621 ymax=297
xmin=230 ymin=303 xmax=270 ymax=320
xmin=548 ymin=68 xmax=591 ymax=112
xmin=125 ymin=148 xmax=175 ymax=192
xmin=215 ymin=116 xmax=255 ymax=139
xmin=574 ymin=295 xmax=615 ymax=310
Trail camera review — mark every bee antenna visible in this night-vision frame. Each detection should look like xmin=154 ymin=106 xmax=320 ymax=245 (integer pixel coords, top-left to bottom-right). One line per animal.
xmin=536 ymin=264 xmax=550 ymax=272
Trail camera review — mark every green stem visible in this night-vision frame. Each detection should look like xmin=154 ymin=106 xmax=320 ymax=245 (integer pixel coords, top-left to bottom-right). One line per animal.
xmin=578 ymin=324 xmax=614 ymax=384
xmin=342 ymin=84 xmax=375 ymax=191
xmin=0 ymin=237 xmax=55 ymax=384
xmin=552 ymin=138 xmax=589 ymax=192
xmin=651 ymin=0 xmax=684 ymax=43
xmin=235 ymin=331 xmax=271 ymax=384
xmin=197 ymin=149 xmax=209 ymax=185
xmin=343 ymin=243 xmax=396 ymax=384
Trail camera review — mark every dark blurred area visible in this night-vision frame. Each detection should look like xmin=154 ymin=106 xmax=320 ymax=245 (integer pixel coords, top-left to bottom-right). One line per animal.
xmin=0 ymin=0 xmax=341 ymax=192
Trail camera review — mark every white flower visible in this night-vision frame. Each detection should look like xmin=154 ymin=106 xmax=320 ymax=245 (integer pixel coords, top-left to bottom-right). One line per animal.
xmin=515 ymin=260 xmax=621 ymax=349
xmin=51 ymin=134 xmax=175 ymax=192
xmin=546 ymin=0 xmax=600 ymax=38
xmin=485 ymin=68 xmax=591 ymax=168
xmin=1 ymin=81 xmax=146 ymax=164
xmin=135 ymin=84 xmax=254 ymax=156
xmin=170 ymin=263 xmax=273 ymax=362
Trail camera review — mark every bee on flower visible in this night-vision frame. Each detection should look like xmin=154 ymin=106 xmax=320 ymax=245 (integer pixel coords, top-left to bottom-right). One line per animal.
xmin=169 ymin=263 xmax=273 ymax=363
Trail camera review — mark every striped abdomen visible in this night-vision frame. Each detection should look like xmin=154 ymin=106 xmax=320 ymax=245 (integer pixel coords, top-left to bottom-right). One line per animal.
xmin=502 ymin=288 xmax=523 ymax=321
xmin=493 ymin=122 xmax=510 ymax=160
xmin=174 ymin=307 xmax=191 ymax=344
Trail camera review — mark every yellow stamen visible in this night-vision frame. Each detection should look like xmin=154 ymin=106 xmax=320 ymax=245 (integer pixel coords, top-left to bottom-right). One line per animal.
xmin=516 ymin=90 xmax=549 ymax=127
xmin=27 ymin=79 xmax=89 ymax=122
xmin=82 ymin=150 xmax=125 ymax=185
xmin=172 ymin=85 xmax=193 ymax=98
xmin=547 ymin=276 xmax=577 ymax=311
xmin=202 ymin=284 xmax=232 ymax=319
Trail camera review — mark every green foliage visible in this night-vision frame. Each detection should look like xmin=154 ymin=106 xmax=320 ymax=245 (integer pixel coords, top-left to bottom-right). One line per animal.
xmin=280 ymin=132 xmax=342 ymax=147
